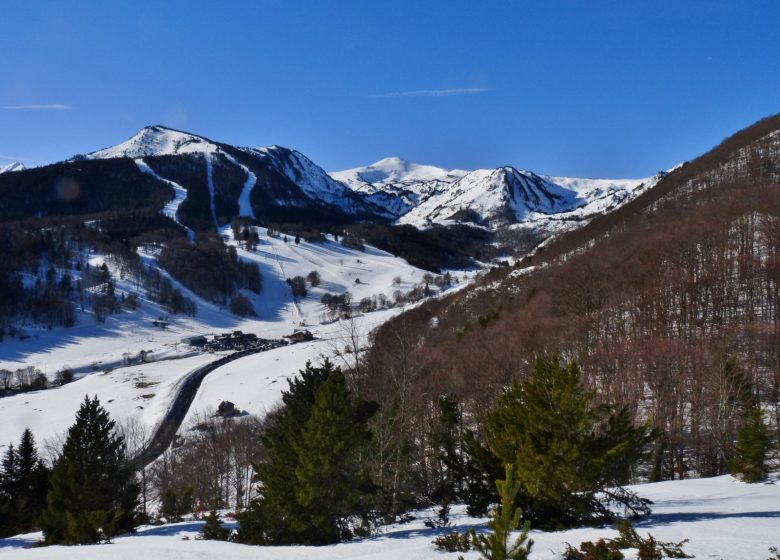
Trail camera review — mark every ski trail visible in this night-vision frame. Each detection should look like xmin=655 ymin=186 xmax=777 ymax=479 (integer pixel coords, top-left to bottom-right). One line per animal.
xmin=135 ymin=158 xmax=195 ymax=241
xmin=220 ymin=152 xmax=257 ymax=219
xmin=268 ymin=238 xmax=304 ymax=325
xmin=205 ymin=155 xmax=218 ymax=227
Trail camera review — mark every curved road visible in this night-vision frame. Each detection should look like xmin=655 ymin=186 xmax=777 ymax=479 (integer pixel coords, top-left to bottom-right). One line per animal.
xmin=130 ymin=345 xmax=276 ymax=469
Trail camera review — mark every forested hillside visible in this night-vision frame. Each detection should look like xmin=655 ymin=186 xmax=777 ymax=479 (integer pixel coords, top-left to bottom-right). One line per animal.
xmin=357 ymin=114 xmax=780 ymax=495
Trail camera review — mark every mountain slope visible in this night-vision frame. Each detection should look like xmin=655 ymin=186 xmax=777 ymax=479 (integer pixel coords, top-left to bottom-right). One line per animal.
xmin=83 ymin=126 xmax=383 ymax=223
xmin=360 ymin=112 xmax=780 ymax=483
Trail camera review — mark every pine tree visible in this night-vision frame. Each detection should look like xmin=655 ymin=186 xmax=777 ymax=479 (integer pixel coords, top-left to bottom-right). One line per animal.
xmin=469 ymin=465 xmax=533 ymax=560
xmin=730 ymin=407 xmax=772 ymax=483
xmin=293 ymin=369 xmax=374 ymax=544
xmin=484 ymin=355 xmax=652 ymax=528
xmin=238 ymin=360 xmax=376 ymax=545
xmin=239 ymin=360 xmax=332 ymax=544
xmin=40 ymin=395 xmax=139 ymax=544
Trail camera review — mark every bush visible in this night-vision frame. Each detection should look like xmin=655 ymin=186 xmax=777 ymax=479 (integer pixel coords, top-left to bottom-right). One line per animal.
xmin=306 ymin=270 xmax=321 ymax=287
xmin=229 ymin=294 xmax=256 ymax=317
xmin=288 ymin=276 xmax=307 ymax=298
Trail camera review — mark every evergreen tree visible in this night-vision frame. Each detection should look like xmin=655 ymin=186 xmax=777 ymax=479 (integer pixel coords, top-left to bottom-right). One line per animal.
xmin=0 ymin=443 xmax=18 ymax=537
xmin=469 ymin=464 xmax=533 ymax=560
xmin=484 ymin=355 xmax=652 ymax=528
xmin=431 ymin=396 xmax=465 ymax=505
xmin=200 ymin=509 xmax=229 ymax=541
xmin=40 ymin=395 xmax=139 ymax=544
xmin=238 ymin=360 xmax=376 ymax=545
xmin=0 ymin=430 xmax=49 ymax=537
xmin=293 ymin=370 xmax=375 ymax=544
xmin=730 ymin=407 xmax=772 ymax=483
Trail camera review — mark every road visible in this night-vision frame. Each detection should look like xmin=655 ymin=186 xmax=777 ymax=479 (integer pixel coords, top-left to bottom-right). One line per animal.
xmin=129 ymin=343 xmax=282 ymax=469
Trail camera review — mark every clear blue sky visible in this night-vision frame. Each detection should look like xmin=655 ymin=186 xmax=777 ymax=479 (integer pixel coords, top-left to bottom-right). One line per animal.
xmin=1 ymin=0 xmax=778 ymax=177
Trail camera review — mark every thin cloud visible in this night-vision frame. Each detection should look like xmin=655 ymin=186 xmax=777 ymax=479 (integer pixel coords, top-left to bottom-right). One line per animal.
xmin=0 ymin=152 xmax=40 ymax=164
xmin=3 ymin=104 xmax=72 ymax=110
xmin=375 ymin=87 xmax=491 ymax=98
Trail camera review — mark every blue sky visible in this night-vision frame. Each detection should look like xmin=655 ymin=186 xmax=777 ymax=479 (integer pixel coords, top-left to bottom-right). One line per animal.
xmin=1 ymin=0 xmax=779 ymax=177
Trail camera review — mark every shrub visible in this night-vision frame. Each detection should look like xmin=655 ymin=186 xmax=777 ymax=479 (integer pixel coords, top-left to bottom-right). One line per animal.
xmin=433 ymin=531 xmax=471 ymax=553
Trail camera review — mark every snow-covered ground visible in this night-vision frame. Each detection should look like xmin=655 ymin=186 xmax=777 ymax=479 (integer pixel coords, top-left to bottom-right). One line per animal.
xmin=1 ymin=475 xmax=778 ymax=559
xmin=0 ymin=228 xmax=465 ymax=449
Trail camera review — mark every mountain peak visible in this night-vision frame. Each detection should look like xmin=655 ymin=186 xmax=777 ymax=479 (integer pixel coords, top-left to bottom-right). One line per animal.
xmin=87 ymin=125 xmax=218 ymax=160
xmin=331 ymin=157 xmax=458 ymax=189
xmin=0 ymin=161 xmax=26 ymax=173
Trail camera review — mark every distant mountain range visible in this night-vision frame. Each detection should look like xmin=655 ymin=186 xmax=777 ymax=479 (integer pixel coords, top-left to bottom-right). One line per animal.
xmin=65 ymin=124 xmax=658 ymax=234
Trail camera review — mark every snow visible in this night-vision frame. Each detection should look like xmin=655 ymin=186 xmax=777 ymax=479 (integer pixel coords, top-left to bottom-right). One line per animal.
xmin=0 ymin=229 xmax=452 ymax=448
xmin=87 ymin=126 xmax=220 ymax=160
xmin=331 ymin=158 xmax=655 ymax=230
xmin=0 ymin=161 xmax=25 ymax=173
xmin=220 ymin=152 xmax=257 ymax=219
xmin=248 ymin=146 xmax=375 ymax=215
xmin=1 ymin=475 xmax=778 ymax=559
xmin=134 ymin=158 xmax=194 ymax=240
xmin=332 ymin=156 xmax=466 ymax=189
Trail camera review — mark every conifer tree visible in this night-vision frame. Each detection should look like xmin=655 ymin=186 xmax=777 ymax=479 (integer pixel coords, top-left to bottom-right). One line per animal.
xmin=484 ymin=355 xmax=652 ymax=528
xmin=0 ymin=429 xmax=49 ymax=536
xmin=200 ymin=509 xmax=229 ymax=541
xmin=293 ymin=369 xmax=374 ymax=544
xmin=40 ymin=395 xmax=139 ymax=544
xmin=0 ymin=443 xmax=18 ymax=537
xmin=469 ymin=464 xmax=533 ymax=560
xmin=730 ymin=407 xmax=772 ymax=483
xmin=239 ymin=359 xmax=375 ymax=545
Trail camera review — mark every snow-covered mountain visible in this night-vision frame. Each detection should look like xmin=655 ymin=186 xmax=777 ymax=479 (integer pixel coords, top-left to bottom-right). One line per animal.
xmin=84 ymin=125 xmax=379 ymax=219
xmin=80 ymin=127 xmax=658 ymax=232
xmin=332 ymin=157 xmax=658 ymax=231
xmin=0 ymin=161 xmax=25 ymax=173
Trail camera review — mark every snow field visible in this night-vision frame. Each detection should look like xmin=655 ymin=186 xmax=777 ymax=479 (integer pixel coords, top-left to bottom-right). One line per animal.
xmin=0 ymin=475 xmax=778 ymax=559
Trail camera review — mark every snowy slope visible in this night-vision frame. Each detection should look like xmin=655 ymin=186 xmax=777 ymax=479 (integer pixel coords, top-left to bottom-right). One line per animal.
xmin=0 ymin=161 xmax=25 ymax=173
xmin=87 ymin=126 xmax=220 ymax=159
xmin=0 ymin=229 xmax=461 ymax=448
xmin=2 ymin=475 xmax=778 ymax=559
xmin=333 ymin=156 xmax=465 ymax=188
xmin=244 ymin=146 xmax=377 ymax=215
xmin=134 ymin=158 xmax=194 ymax=239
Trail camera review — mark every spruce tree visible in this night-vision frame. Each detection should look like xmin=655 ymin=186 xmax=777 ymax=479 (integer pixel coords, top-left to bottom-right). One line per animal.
xmin=469 ymin=465 xmax=533 ymax=560
xmin=730 ymin=407 xmax=772 ymax=483
xmin=40 ymin=395 xmax=139 ymax=544
xmin=484 ymin=355 xmax=652 ymax=528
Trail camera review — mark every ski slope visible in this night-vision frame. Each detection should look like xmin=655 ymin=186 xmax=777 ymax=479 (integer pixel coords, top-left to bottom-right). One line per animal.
xmin=134 ymin=158 xmax=194 ymax=240
xmin=1 ymin=475 xmax=778 ymax=559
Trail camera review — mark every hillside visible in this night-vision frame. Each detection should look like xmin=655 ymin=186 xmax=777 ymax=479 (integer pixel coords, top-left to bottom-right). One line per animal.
xmin=359 ymin=113 xmax=780 ymax=483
